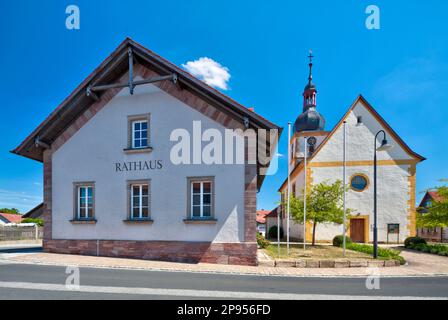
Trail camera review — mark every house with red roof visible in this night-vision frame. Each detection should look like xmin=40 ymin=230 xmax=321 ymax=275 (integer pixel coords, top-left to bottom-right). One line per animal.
xmin=0 ymin=213 xmax=23 ymax=225
xmin=256 ymin=209 xmax=271 ymax=236
xmin=417 ymin=191 xmax=447 ymax=243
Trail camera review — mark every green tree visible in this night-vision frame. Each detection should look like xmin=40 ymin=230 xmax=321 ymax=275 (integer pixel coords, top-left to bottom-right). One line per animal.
xmin=0 ymin=208 xmax=20 ymax=215
xmin=417 ymin=180 xmax=448 ymax=228
xmin=21 ymin=218 xmax=44 ymax=227
xmin=287 ymin=180 xmax=353 ymax=246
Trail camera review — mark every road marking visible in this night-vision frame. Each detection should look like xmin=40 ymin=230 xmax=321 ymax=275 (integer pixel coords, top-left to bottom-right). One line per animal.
xmin=0 ymin=281 xmax=446 ymax=300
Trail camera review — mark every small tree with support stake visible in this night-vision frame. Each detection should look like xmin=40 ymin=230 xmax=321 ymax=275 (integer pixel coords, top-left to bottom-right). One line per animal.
xmin=286 ymin=180 xmax=353 ymax=246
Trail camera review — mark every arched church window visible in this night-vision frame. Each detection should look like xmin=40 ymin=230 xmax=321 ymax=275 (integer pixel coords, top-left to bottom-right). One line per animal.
xmin=350 ymin=174 xmax=369 ymax=192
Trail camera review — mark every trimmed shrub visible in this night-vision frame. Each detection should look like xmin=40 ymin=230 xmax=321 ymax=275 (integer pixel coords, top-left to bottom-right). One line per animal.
xmin=332 ymin=235 xmax=352 ymax=247
xmin=268 ymin=226 xmax=284 ymax=240
xmin=257 ymin=233 xmax=271 ymax=249
xmin=404 ymin=236 xmax=427 ymax=248
xmin=409 ymin=242 xmax=448 ymax=256
xmin=21 ymin=218 xmax=44 ymax=227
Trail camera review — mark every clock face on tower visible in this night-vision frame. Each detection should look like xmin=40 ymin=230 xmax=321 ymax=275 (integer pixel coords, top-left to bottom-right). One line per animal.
xmin=307 ymin=137 xmax=317 ymax=146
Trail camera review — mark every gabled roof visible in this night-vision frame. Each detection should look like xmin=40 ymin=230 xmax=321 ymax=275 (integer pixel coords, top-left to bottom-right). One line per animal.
xmin=23 ymin=203 xmax=44 ymax=219
xmin=428 ymin=191 xmax=444 ymax=202
xmin=265 ymin=206 xmax=280 ymax=218
xmin=279 ymin=95 xmax=426 ymax=191
xmin=256 ymin=210 xmax=271 ymax=224
xmin=419 ymin=191 xmax=444 ymax=209
xmin=12 ymin=37 xmax=281 ymax=163
xmin=0 ymin=213 xmax=23 ymax=224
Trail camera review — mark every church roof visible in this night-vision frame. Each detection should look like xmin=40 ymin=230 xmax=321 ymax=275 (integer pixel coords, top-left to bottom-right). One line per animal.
xmin=279 ymin=95 xmax=426 ymax=192
xmin=293 ymin=108 xmax=326 ymax=132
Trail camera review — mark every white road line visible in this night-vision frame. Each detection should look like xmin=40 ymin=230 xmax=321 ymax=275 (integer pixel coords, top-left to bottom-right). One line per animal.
xmin=0 ymin=281 xmax=446 ymax=300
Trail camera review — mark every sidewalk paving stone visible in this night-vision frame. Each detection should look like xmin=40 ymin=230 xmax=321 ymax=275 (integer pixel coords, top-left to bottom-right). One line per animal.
xmin=3 ymin=249 xmax=448 ymax=277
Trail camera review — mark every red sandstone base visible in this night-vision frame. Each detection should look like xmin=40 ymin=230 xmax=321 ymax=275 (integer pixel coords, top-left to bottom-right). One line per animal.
xmin=43 ymin=240 xmax=258 ymax=266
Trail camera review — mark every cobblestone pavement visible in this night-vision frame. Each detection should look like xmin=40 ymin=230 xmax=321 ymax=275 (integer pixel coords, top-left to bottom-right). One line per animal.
xmin=3 ymin=248 xmax=448 ymax=277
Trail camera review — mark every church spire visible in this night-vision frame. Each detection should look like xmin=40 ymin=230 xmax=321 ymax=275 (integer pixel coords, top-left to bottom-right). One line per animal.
xmin=293 ymin=50 xmax=325 ymax=133
xmin=303 ymin=50 xmax=317 ymax=111
xmin=308 ymin=50 xmax=314 ymax=86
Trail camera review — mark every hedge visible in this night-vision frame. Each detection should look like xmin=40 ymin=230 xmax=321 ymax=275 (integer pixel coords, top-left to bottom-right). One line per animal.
xmin=268 ymin=226 xmax=284 ymax=239
xmin=404 ymin=236 xmax=427 ymax=248
xmin=408 ymin=243 xmax=448 ymax=256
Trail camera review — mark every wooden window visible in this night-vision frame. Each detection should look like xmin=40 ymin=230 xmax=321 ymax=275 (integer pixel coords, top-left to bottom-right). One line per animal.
xmin=127 ymin=114 xmax=151 ymax=152
xmin=187 ymin=177 xmax=215 ymax=220
xmin=73 ymin=182 xmax=95 ymax=221
xmin=132 ymin=120 xmax=148 ymax=149
xmin=127 ymin=180 xmax=151 ymax=220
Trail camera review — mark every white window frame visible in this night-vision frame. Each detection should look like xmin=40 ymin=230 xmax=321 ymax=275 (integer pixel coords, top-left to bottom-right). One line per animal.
xmin=190 ymin=180 xmax=213 ymax=219
xmin=130 ymin=183 xmax=150 ymax=219
xmin=77 ymin=185 xmax=93 ymax=220
xmin=131 ymin=120 xmax=148 ymax=149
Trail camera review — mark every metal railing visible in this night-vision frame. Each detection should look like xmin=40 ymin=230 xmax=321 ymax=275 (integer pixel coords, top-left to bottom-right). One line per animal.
xmin=0 ymin=226 xmax=43 ymax=242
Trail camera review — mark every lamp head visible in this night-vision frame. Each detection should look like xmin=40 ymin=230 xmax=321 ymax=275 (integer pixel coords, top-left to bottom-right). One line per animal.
xmin=377 ymin=139 xmax=393 ymax=151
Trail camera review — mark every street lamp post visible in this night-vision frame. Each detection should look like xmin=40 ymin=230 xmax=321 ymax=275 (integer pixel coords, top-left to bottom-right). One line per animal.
xmin=303 ymin=137 xmax=308 ymax=251
xmin=287 ymin=122 xmax=292 ymax=256
xmin=373 ymin=130 xmax=393 ymax=259
xmin=342 ymin=121 xmax=347 ymax=257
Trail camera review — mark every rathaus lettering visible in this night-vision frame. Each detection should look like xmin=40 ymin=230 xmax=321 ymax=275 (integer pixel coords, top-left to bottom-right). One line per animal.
xmin=115 ymin=160 xmax=163 ymax=172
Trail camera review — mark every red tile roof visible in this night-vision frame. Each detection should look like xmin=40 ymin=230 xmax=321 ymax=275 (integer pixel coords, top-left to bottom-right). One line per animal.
xmin=256 ymin=210 xmax=271 ymax=224
xmin=428 ymin=191 xmax=444 ymax=203
xmin=0 ymin=213 xmax=23 ymax=224
xmin=264 ymin=207 xmax=280 ymax=219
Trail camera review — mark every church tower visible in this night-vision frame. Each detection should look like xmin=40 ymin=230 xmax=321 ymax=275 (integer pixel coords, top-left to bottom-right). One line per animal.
xmin=290 ymin=52 xmax=328 ymax=171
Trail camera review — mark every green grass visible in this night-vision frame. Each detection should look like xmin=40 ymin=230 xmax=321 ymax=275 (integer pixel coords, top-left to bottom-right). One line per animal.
xmin=264 ymin=244 xmax=374 ymax=260
xmin=345 ymin=243 xmax=406 ymax=265
xmin=264 ymin=243 xmax=406 ymax=265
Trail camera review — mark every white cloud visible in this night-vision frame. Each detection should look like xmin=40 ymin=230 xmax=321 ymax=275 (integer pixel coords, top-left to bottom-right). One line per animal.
xmin=182 ymin=57 xmax=231 ymax=90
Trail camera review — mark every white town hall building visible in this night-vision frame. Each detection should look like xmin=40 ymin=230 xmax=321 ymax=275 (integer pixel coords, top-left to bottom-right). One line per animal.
xmin=274 ymin=56 xmax=425 ymax=244
xmin=13 ymin=38 xmax=280 ymax=266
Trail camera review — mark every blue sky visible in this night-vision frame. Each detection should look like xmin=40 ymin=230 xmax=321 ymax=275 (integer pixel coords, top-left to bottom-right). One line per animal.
xmin=0 ymin=0 xmax=447 ymax=213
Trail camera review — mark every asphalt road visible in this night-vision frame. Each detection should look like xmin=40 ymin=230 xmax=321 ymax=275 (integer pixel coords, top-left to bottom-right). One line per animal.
xmin=0 ymin=262 xmax=447 ymax=300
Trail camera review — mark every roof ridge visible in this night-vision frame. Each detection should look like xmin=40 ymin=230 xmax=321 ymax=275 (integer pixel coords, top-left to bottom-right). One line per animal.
xmin=278 ymin=95 xmax=426 ymax=191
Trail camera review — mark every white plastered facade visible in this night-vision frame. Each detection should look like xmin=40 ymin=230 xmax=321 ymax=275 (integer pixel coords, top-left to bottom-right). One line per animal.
xmin=279 ymin=99 xmax=419 ymax=243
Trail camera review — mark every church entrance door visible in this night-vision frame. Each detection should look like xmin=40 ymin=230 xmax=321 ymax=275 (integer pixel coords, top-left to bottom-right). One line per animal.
xmin=350 ymin=219 xmax=365 ymax=243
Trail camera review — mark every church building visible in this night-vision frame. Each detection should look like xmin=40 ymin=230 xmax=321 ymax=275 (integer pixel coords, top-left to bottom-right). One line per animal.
xmin=277 ymin=55 xmax=425 ymax=244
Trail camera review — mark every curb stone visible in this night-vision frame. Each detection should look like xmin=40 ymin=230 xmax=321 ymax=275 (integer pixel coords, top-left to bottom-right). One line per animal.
xmin=259 ymin=259 xmax=401 ymax=268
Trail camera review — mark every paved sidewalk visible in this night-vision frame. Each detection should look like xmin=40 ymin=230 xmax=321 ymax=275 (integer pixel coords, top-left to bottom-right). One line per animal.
xmin=3 ymin=249 xmax=447 ymax=277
